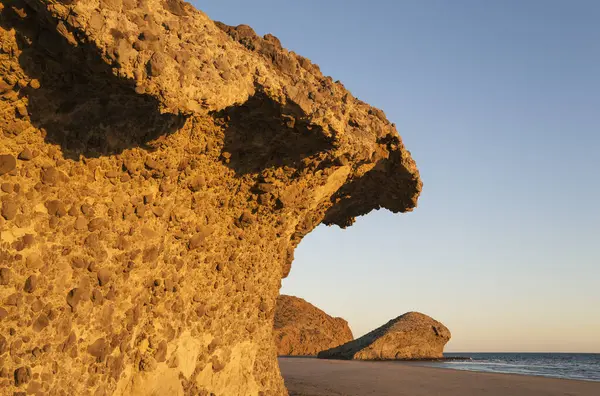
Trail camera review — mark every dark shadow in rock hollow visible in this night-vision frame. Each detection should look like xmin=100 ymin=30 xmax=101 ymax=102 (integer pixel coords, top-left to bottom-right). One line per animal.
xmin=0 ymin=1 xmax=185 ymax=160
xmin=216 ymin=91 xmax=334 ymax=175
xmin=321 ymin=148 xmax=419 ymax=228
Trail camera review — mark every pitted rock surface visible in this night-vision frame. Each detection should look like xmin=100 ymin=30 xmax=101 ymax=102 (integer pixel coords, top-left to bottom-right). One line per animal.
xmin=0 ymin=0 xmax=421 ymax=394
xmin=318 ymin=312 xmax=450 ymax=361
xmin=273 ymin=295 xmax=353 ymax=356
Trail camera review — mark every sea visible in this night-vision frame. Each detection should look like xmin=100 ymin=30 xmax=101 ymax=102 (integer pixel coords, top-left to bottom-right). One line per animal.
xmin=418 ymin=353 xmax=600 ymax=382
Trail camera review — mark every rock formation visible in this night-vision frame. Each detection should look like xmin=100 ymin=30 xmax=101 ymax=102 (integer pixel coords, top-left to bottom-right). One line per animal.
xmin=317 ymin=312 xmax=450 ymax=361
xmin=0 ymin=0 xmax=421 ymax=394
xmin=273 ymin=295 xmax=353 ymax=356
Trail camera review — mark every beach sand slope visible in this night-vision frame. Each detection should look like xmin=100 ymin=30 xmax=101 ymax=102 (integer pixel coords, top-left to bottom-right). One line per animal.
xmin=279 ymin=357 xmax=600 ymax=396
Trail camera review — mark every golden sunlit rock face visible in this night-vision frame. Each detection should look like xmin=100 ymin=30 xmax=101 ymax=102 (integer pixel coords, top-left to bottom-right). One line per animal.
xmin=0 ymin=0 xmax=421 ymax=394
xmin=274 ymin=295 xmax=353 ymax=356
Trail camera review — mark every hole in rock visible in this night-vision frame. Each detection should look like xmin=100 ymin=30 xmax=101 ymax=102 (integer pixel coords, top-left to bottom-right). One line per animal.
xmin=278 ymin=204 xmax=422 ymax=347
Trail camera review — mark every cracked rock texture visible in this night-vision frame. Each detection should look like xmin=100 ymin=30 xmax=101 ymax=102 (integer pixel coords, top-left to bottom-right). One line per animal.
xmin=317 ymin=312 xmax=450 ymax=361
xmin=273 ymin=295 xmax=352 ymax=356
xmin=0 ymin=0 xmax=421 ymax=394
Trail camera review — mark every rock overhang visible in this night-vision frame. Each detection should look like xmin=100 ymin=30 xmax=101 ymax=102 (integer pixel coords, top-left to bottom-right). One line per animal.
xmin=20 ymin=0 xmax=421 ymax=228
xmin=0 ymin=1 xmax=422 ymax=394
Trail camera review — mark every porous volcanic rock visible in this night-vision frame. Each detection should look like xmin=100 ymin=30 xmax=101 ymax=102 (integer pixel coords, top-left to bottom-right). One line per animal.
xmin=274 ymin=295 xmax=353 ymax=356
xmin=0 ymin=0 xmax=421 ymax=394
xmin=318 ymin=312 xmax=450 ymax=360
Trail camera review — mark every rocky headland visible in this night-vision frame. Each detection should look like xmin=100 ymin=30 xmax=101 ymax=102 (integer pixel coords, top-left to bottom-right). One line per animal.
xmin=274 ymin=295 xmax=353 ymax=356
xmin=318 ymin=312 xmax=450 ymax=360
xmin=0 ymin=0 xmax=421 ymax=394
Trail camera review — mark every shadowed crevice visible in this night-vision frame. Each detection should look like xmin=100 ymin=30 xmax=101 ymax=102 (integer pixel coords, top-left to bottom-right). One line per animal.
xmin=322 ymin=151 xmax=420 ymax=228
xmin=215 ymin=91 xmax=335 ymax=175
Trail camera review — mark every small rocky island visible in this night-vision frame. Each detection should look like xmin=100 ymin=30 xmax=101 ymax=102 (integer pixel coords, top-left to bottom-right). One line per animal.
xmin=274 ymin=295 xmax=353 ymax=356
xmin=318 ymin=312 xmax=450 ymax=360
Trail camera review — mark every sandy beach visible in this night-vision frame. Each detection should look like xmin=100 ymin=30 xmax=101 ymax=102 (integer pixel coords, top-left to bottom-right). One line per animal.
xmin=279 ymin=357 xmax=600 ymax=396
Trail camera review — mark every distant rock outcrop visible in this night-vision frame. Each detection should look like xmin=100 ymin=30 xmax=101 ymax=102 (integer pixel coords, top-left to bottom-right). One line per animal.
xmin=318 ymin=312 xmax=450 ymax=360
xmin=274 ymin=295 xmax=353 ymax=356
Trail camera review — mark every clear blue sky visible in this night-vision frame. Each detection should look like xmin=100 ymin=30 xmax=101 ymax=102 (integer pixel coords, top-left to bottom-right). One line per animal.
xmin=196 ymin=1 xmax=600 ymax=352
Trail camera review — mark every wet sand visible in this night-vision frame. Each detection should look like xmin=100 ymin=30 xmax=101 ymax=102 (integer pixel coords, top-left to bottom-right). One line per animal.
xmin=279 ymin=357 xmax=600 ymax=396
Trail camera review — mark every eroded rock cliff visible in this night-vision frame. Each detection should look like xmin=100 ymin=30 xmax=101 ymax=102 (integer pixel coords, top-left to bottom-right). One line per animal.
xmin=0 ymin=0 xmax=421 ymax=394
xmin=317 ymin=312 xmax=450 ymax=361
xmin=274 ymin=295 xmax=352 ymax=356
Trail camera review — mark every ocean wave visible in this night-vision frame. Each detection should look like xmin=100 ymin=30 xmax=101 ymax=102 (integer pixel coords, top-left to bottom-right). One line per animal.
xmin=423 ymin=353 xmax=600 ymax=382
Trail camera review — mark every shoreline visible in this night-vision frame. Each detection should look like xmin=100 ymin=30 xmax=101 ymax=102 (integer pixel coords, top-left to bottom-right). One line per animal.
xmin=408 ymin=361 xmax=600 ymax=383
xmin=395 ymin=361 xmax=600 ymax=384
xmin=279 ymin=355 xmax=471 ymax=362
xmin=279 ymin=357 xmax=600 ymax=396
